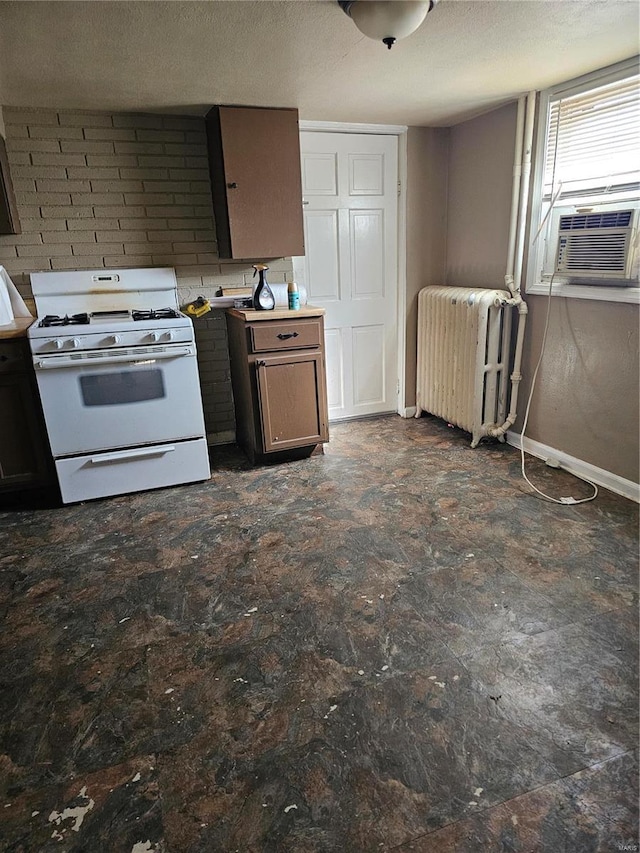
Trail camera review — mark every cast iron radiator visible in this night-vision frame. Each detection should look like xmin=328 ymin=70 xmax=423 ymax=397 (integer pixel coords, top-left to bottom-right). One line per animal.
xmin=415 ymin=286 xmax=513 ymax=447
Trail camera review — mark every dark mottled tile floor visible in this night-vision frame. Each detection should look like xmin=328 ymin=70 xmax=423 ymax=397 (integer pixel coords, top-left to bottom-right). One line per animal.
xmin=0 ymin=415 xmax=637 ymax=853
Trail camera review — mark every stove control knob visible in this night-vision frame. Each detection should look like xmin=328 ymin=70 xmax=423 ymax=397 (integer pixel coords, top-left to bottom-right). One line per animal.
xmin=109 ymin=334 xmax=122 ymax=346
xmin=164 ymin=330 xmax=176 ymax=342
xmin=52 ymin=339 xmax=63 ymax=350
xmin=70 ymin=338 xmax=82 ymax=349
xmin=149 ymin=331 xmax=160 ymax=343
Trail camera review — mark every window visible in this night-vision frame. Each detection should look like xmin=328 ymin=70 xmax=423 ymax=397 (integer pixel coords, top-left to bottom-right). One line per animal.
xmin=526 ymin=57 xmax=640 ymax=303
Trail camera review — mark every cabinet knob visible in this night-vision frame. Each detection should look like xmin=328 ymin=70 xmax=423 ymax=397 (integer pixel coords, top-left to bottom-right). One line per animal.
xmin=277 ymin=332 xmax=299 ymax=340
xmin=227 ymin=182 xmax=238 ymax=189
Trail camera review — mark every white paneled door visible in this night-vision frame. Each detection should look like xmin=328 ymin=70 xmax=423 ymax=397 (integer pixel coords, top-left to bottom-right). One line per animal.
xmin=295 ymin=132 xmax=398 ymax=421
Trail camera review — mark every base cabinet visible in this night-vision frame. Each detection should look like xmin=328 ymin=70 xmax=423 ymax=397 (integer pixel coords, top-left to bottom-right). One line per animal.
xmin=0 ymin=338 xmax=52 ymax=490
xmin=226 ymin=308 xmax=329 ymax=462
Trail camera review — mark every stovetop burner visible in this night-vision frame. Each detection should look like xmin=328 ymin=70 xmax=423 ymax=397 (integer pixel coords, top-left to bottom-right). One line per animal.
xmin=37 ymin=308 xmax=182 ymax=328
xmin=132 ymin=308 xmax=181 ymax=321
xmin=39 ymin=313 xmax=90 ymax=328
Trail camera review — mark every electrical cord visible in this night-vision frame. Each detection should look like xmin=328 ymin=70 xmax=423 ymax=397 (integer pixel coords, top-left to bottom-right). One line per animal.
xmin=518 ymin=269 xmax=598 ymax=504
xmin=517 ymin=104 xmax=598 ymax=506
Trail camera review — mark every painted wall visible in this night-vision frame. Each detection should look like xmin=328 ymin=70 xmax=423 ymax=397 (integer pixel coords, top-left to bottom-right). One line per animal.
xmin=443 ymin=102 xmax=640 ymax=486
xmin=518 ymin=296 xmax=639 ymax=483
xmin=404 ymin=126 xmax=449 ymax=407
xmin=445 ymin=102 xmax=517 ymax=290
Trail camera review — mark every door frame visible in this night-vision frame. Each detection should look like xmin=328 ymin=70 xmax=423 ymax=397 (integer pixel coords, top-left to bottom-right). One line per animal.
xmin=298 ymin=120 xmax=409 ymax=418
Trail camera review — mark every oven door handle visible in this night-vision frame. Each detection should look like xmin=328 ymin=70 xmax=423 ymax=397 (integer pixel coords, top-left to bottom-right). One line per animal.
xmin=34 ymin=346 xmax=194 ymax=369
xmin=89 ymin=445 xmax=176 ymax=465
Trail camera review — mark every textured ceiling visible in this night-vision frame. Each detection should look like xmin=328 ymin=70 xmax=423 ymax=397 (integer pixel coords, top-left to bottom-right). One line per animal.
xmin=0 ymin=0 xmax=638 ymax=126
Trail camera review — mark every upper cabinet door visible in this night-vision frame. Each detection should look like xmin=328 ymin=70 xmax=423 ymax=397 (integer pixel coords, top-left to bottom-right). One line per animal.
xmin=0 ymin=136 xmax=21 ymax=235
xmin=205 ymin=106 xmax=304 ymax=260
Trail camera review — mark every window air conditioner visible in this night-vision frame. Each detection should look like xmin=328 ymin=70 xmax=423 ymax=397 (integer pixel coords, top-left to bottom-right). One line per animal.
xmin=550 ymin=202 xmax=639 ymax=285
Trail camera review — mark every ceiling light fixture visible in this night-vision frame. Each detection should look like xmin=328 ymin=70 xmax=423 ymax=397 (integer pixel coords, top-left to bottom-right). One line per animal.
xmin=338 ymin=0 xmax=439 ymax=49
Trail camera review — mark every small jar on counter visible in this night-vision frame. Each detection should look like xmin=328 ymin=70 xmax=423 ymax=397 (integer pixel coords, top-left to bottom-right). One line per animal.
xmin=287 ymin=281 xmax=301 ymax=311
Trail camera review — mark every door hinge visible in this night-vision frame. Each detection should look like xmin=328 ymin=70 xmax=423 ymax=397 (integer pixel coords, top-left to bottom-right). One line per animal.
xmin=397 ymin=181 xmax=401 ymax=196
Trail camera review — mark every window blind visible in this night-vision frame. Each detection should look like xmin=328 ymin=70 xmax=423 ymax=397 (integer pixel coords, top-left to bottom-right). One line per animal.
xmin=544 ymin=73 xmax=640 ymax=197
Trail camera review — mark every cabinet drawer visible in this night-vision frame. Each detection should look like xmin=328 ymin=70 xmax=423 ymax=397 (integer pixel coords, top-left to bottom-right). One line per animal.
xmin=249 ymin=319 xmax=322 ymax=353
xmin=55 ymin=437 xmax=210 ymax=504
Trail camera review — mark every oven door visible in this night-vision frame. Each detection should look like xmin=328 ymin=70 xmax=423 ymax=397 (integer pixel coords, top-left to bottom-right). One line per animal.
xmin=33 ymin=344 xmax=206 ymax=456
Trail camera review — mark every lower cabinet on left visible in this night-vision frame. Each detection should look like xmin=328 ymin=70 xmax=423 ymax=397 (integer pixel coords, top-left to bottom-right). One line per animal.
xmin=0 ymin=338 xmax=52 ymax=490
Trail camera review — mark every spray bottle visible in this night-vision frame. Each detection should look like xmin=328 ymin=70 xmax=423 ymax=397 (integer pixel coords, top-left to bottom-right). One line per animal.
xmin=252 ymin=263 xmax=275 ymax=311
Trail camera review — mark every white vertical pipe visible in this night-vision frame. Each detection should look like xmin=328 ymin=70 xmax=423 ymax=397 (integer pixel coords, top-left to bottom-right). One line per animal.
xmin=513 ymin=92 xmax=537 ymax=295
xmin=498 ymin=305 xmax=512 ymax=422
xmin=505 ymin=96 xmax=526 ymax=294
xmin=486 ymin=91 xmax=535 ymax=440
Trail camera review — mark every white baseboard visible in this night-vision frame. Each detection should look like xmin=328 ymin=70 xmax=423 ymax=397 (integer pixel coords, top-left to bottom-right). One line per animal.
xmin=506 ymin=431 xmax=640 ymax=503
xmin=401 ymin=406 xmax=417 ymax=419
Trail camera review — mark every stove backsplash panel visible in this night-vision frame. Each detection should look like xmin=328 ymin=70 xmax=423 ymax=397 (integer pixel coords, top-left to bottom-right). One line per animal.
xmin=0 ymin=107 xmax=294 ymax=443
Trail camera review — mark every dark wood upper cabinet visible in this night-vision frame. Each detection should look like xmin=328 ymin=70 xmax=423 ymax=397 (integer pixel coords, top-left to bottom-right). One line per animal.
xmin=0 ymin=136 xmax=20 ymax=235
xmin=205 ymin=106 xmax=304 ymax=260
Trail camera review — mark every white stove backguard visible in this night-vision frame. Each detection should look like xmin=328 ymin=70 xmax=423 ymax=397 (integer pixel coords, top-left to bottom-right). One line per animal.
xmin=30 ymin=267 xmax=180 ymax=317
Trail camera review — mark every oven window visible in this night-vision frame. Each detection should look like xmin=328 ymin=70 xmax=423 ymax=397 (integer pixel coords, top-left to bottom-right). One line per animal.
xmin=80 ymin=369 xmax=166 ymax=406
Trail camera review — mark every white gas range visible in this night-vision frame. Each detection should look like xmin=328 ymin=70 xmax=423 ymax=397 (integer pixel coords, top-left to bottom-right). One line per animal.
xmin=27 ymin=267 xmax=210 ymax=504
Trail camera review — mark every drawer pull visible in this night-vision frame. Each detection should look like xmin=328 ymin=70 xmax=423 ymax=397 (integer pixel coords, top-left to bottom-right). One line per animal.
xmin=277 ymin=332 xmax=299 ymax=340
xmin=89 ymin=445 xmax=176 ymax=465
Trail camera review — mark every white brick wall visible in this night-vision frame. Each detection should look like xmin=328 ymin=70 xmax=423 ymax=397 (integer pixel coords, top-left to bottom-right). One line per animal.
xmin=0 ymin=107 xmax=293 ymax=298
xmin=0 ymin=107 xmax=295 ymax=441
xmin=192 ymin=312 xmax=236 ymax=444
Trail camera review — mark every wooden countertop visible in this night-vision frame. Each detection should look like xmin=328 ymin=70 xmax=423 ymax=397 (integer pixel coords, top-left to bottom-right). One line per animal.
xmin=227 ymin=305 xmax=325 ymax=322
xmin=0 ymin=317 xmax=35 ymax=340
